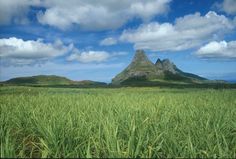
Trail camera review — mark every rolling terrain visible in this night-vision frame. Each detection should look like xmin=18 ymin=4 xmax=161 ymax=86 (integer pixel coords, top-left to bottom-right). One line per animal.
xmin=1 ymin=75 xmax=107 ymax=87
xmin=1 ymin=51 xmax=235 ymax=157
xmin=1 ymin=50 xmax=235 ymax=89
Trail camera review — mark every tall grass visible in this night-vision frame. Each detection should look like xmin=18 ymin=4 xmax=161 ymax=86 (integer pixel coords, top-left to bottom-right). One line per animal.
xmin=0 ymin=86 xmax=236 ymax=158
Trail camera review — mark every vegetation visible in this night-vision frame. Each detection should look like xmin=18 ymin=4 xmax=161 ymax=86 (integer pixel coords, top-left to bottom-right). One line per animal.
xmin=2 ymin=75 xmax=107 ymax=87
xmin=2 ymin=74 xmax=235 ymax=89
xmin=112 ymin=50 xmax=207 ymax=85
xmin=120 ymin=79 xmax=236 ymax=89
xmin=1 ymin=86 xmax=236 ymax=158
xmin=4 ymin=75 xmax=74 ymax=85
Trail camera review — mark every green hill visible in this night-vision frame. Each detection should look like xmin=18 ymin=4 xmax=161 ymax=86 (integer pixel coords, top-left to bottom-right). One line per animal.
xmin=4 ymin=75 xmax=73 ymax=85
xmin=2 ymin=75 xmax=107 ymax=87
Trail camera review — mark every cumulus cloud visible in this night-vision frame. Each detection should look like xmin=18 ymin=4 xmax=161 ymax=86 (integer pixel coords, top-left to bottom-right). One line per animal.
xmin=196 ymin=41 xmax=236 ymax=59
xmin=67 ymin=49 xmax=126 ymax=63
xmin=0 ymin=37 xmax=126 ymax=65
xmin=0 ymin=37 xmax=72 ymax=65
xmin=100 ymin=37 xmax=117 ymax=46
xmin=67 ymin=50 xmax=110 ymax=63
xmin=0 ymin=0 xmax=171 ymax=30
xmin=37 ymin=0 xmax=171 ymax=30
xmin=214 ymin=0 xmax=236 ymax=15
xmin=120 ymin=11 xmax=235 ymax=52
xmin=0 ymin=0 xmax=41 ymax=25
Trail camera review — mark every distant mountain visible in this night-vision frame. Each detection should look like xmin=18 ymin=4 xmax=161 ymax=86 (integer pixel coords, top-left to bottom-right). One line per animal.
xmin=4 ymin=75 xmax=73 ymax=85
xmin=1 ymin=67 xmax=235 ymax=89
xmin=2 ymin=75 xmax=107 ymax=87
xmin=112 ymin=50 xmax=207 ymax=85
xmin=76 ymin=80 xmax=108 ymax=87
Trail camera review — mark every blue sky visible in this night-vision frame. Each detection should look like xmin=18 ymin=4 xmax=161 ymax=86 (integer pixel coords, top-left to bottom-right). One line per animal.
xmin=0 ymin=0 xmax=236 ymax=82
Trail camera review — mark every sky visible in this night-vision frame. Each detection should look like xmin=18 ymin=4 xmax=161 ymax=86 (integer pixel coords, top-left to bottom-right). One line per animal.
xmin=0 ymin=0 xmax=236 ymax=83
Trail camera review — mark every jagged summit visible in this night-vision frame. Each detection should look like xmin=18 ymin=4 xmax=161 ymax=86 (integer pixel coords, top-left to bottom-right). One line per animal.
xmin=112 ymin=50 xmax=158 ymax=84
xmin=112 ymin=50 xmax=206 ymax=85
xmin=132 ymin=49 xmax=149 ymax=62
xmin=155 ymin=58 xmax=162 ymax=64
xmin=130 ymin=50 xmax=155 ymax=68
xmin=130 ymin=50 xmax=157 ymax=72
xmin=155 ymin=58 xmax=177 ymax=74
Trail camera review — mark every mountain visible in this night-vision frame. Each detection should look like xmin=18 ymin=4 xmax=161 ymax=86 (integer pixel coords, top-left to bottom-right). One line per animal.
xmin=2 ymin=75 xmax=107 ymax=87
xmin=112 ymin=50 xmax=207 ymax=85
xmin=112 ymin=50 xmax=160 ymax=84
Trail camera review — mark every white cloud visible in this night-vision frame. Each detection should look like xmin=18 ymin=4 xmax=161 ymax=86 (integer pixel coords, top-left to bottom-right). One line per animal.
xmin=0 ymin=0 xmax=171 ymax=29
xmin=67 ymin=50 xmax=110 ymax=63
xmin=129 ymin=0 xmax=170 ymax=20
xmin=214 ymin=0 xmax=236 ymax=15
xmin=100 ymin=37 xmax=117 ymax=46
xmin=0 ymin=0 xmax=171 ymax=30
xmin=0 ymin=37 xmax=72 ymax=64
xmin=67 ymin=49 xmax=126 ymax=63
xmin=37 ymin=0 xmax=171 ymax=30
xmin=0 ymin=0 xmax=40 ymax=25
xmin=196 ymin=41 xmax=236 ymax=58
xmin=120 ymin=11 xmax=235 ymax=51
xmin=0 ymin=37 xmax=126 ymax=65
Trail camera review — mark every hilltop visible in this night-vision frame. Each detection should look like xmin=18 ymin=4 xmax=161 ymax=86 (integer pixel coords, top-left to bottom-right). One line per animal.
xmin=4 ymin=75 xmax=73 ymax=85
xmin=2 ymin=75 xmax=107 ymax=87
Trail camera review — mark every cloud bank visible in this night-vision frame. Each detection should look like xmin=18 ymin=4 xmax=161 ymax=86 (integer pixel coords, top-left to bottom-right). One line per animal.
xmin=37 ymin=0 xmax=171 ymax=30
xmin=0 ymin=0 xmax=171 ymax=30
xmin=120 ymin=11 xmax=235 ymax=52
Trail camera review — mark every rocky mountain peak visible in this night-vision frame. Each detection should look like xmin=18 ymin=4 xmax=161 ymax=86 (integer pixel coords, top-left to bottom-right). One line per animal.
xmin=155 ymin=58 xmax=163 ymax=69
xmin=155 ymin=58 xmax=177 ymax=73
xmin=132 ymin=49 xmax=149 ymax=63
xmin=112 ymin=50 xmax=157 ymax=84
xmin=162 ymin=59 xmax=171 ymax=64
xmin=155 ymin=58 xmax=162 ymax=63
xmin=112 ymin=50 xmax=206 ymax=85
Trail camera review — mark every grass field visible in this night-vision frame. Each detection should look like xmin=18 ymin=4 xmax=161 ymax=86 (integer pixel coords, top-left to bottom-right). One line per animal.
xmin=0 ymin=86 xmax=236 ymax=158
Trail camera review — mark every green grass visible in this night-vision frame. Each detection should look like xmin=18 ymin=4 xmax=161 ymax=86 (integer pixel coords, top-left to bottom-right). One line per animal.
xmin=0 ymin=86 xmax=236 ymax=158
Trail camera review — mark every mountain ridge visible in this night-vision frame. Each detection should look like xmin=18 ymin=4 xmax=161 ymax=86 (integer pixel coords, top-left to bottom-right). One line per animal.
xmin=2 ymin=50 xmax=235 ymax=88
xmin=1 ymin=72 xmax=235 ymax=89
xmin=112 ymin=50 xmax=207 ymax=85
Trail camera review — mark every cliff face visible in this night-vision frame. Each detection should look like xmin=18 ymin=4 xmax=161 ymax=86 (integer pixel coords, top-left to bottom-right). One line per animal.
xmin=112 ymin=50 xmax=206 ymax=85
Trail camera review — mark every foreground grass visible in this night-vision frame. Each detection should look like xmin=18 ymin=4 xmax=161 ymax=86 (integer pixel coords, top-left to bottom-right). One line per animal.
xmin=0 ymin=86 xmax=236 ymax=158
